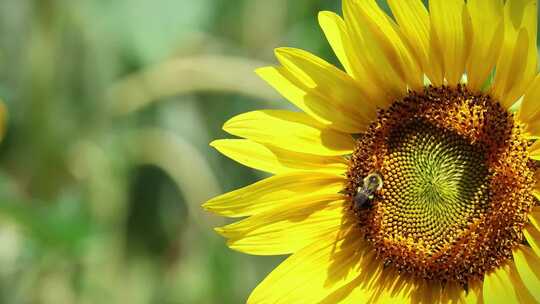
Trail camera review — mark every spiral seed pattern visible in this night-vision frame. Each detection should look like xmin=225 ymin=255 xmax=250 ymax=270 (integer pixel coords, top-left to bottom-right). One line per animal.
xmin=346 ymin=85 xmax=537 ymax=285
xmin=383 ymin=121 xmax=489 ymax=252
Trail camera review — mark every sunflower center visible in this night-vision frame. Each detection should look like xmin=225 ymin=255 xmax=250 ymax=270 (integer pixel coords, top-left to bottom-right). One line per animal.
xmin=346 ymin=85 xmax=537 ymax=285
xmin=383 ymin=121 xmax=490 ymax=250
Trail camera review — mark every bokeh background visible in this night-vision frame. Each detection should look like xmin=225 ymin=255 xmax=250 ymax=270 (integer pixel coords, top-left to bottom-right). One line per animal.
xmin=0 ymin=0 xmax=350 ymax=303
xmin=2 ymin=1 xmax=538 ymax=303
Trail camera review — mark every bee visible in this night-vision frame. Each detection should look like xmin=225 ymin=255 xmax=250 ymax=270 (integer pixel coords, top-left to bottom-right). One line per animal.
xmin=353 ymin=172 xmax=383 ymax=210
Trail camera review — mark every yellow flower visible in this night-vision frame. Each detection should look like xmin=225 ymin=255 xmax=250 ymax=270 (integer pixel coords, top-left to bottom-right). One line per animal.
xmin=204 ymin=0 xmax=540 ymax=303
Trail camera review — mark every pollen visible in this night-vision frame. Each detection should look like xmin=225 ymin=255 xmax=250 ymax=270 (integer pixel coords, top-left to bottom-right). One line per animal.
xmin=346 ymin=85 xmax=537 ymax=285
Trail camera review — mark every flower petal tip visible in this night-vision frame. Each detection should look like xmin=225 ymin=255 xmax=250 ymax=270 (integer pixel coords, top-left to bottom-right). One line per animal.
xmin=209 ymin=139 xmax=226 ymax=149
xmin=317 ymin=10 xmax=332 ymax=20
xmin=201 ymin=201 xmax=212 ymax=211
xmin=214 ymin=226 xmax=226 ymax=235
xmin=254 ymin=66 xmax=273 ymax=77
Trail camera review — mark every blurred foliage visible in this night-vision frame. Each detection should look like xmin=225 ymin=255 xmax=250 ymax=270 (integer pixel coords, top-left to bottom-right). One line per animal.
xmin=0 ymin=0 xmax=343 ymax=303
xmin=0 ymin=0 xmax=536 ymax=303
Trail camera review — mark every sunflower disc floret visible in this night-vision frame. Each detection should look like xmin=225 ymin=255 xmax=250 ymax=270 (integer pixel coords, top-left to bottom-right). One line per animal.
xmin=346 ymin=85 xmax=537 ymax=285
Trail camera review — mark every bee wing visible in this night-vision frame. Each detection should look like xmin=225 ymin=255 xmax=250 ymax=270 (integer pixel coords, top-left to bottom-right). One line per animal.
xmin=353 ymin=191 xmax=370 ymax=209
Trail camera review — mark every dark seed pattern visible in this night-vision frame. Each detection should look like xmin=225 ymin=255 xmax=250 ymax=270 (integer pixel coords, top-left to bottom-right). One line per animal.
xmin=345 ymin=85 xmax=537 ymax=285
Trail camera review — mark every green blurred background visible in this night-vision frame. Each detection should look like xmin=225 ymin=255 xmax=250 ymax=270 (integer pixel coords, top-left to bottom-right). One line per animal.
xmin=0 ymin=0 xmax=348 ymax=303
xmin=4 ymin=1 xmax=539 ymax=303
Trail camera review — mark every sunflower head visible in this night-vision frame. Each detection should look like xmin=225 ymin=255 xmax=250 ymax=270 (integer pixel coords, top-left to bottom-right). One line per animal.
xmin=347 ymin=85 xmax=537 ymax=286
xmin=206 ymin=0 xmax=540 ymax=302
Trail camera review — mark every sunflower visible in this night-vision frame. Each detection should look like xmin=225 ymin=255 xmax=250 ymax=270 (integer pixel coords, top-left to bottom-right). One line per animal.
xmin=204 ymin=0 xmax=540 ymax=303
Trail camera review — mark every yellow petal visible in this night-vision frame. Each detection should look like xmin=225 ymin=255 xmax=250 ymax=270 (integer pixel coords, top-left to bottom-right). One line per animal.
xmin=318 ymin=11 xmax=388 ymax=104
xmin=223 ymin=110 xmax=355 ymax=156
xmin=466 ymin=0 xmax=504 ymax=91
xmin=520 ymin=75 xmax=540 ymax=129
xmin=427 ymin=18 xmax=444 ymax=86
xmin=342 ymin=0 xmax=408 ymax=100
xmin=326 ymin=265 xmax=476 ymax=303
xmin=492 ymin=28 xmax=530 ymax=109
xmin=526 ymin=121 xmax=540 ymax=139
xmin=531 ymin=141 xmax=540 ymax=160
xmin=506 ymin=0 xmax=538 ymax=40
xmin=247 ymin=225 xmax=370 ymax=304
xmin=273 ymin=48 xmax=367 ymax=111
xmin=318 ymin=11 xmax=361 ymax=80
xmin=275 ymin=48 xmax=382 ymax=118
xmin=255 ymin=65 xmax=374 ymax=134
xmin=217 ymin=195 xmax=345 ymax=255
xmin=256 ymin=66 xmax=341 ymax=130
xmin=483 ymin=263 xmax=528 ymax=304
xmin=505 ymin=0 xmax=538 ymax=103
xmin=409 ymin=280 xmax=477 ymax=304
xmin=387 ymin=0 xmax=432 ymax=82
xmin=529 ymin=210 xmax=540 ymax=231
xmin=492 ymin=0 xmax=538 ymax=109
xmin=203 ymin=171 xmax=345 ymax=218
xmin=513 ymin=245 xmax=540 ymax=303
xmin=321 ymin=267 xmax=412 ymax=304
xmin=524 ymin=224 xmax=540 ymax=258
xmin=210 ymin=139 xmax=348 ymax=175
xmin=462 ymin=279 xmax=484 ymax=304
xmin=429 ymin=0 xmax=469 ymax=86
xmin=533 ymin=168 xmax=540 ymax=200
xmin=349 ymin=0 xmax=423 ymax=91
xmin=510 ymin=263 xmax=538 ymax=303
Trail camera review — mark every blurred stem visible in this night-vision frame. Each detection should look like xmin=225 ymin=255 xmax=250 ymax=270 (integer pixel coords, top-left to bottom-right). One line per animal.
xmin=130 ymin=128 xmax=221 ymax=224
xmin=68 ymin=141 xmax=128 ymax=226
xmin=107 ymin=56 xmax=281 ymax=115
